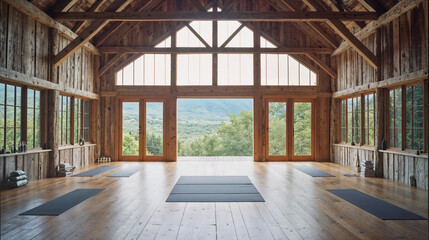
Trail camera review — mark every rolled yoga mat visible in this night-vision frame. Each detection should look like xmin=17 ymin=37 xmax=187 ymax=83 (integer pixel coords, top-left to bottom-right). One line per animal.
xmin=293 ymin=165 xmax=335 ymax=177
xmin=73 ymin=166 xmax=118 ymax=177
xmin=327 ymin=189 xmax=426 ymax=220
xmin=20 ymin=189 xmax=104 ymax=216
xmin=167 ymin=176 xmax=264 ymax=202
xmin=107 ymin=165 xmax=145 ymax=177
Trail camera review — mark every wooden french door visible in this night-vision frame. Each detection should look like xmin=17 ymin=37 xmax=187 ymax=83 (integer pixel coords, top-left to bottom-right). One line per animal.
xmin=119 ymin=98 xmax=166 ymax=161
xmin=266 ymin=98 xmax=314 ymax=161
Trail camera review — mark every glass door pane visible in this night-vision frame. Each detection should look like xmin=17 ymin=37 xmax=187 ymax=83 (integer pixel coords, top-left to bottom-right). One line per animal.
xmin=146 ymin=102 xmax=163 ymax=156
xmin=294 ymin=102 xmax=312 ymax=156
xmin=268 ymin=102 xmax=287 ymax=156
xmin=122 ymin=102 xmax=140 ymax=156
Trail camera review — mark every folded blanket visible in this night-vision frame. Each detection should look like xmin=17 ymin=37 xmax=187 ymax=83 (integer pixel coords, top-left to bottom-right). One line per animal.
xmin=9 ymin=170 xmax=26 ymax=177
xmin=7 ymin=179 xmax=28 ymax=188
xmin=8 ymin=175 xmax=28 ymax=181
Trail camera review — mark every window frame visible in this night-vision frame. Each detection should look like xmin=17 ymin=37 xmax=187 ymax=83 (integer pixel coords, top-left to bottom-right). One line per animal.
xmin=339 ymin=92 xmax=376 ymax=146
xmin=387 ymin=81 xmax=427 ymax=152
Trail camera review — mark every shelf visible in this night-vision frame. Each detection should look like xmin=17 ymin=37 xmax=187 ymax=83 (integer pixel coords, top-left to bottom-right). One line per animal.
xmin=0 ymin=149 xmax=52 ymax=157
xmin=59 ymin=144 xmax=97 ymax=150
xmin=379 ymin=149 xmax=428 ymax=159
xmin=332 ymin=144 xmax=375 ymax=151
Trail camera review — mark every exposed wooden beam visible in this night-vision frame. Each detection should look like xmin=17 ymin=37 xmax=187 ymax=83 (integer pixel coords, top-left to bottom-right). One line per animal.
xmin=184 ymin=23 xmax=211 ymax=48
xmin=99 ymin=46 xmax=333 ymax=54
xmin=333 ymin=0 xmax=424 ymax=56
xmin=53 ymin=0 xmax=134 ymax=67
xmin=71 ymin=0 xmax=108 ymax=33
xmin=3 ymin=0 xmax=99 ymax=55
xmin=219 ymin=24 xmax=246 ymax=48
xmin=0 ymin=67 xmax=99 ymax=99
xmin=99 ymin=53 xmax=127 ymax=76
xmin=303 ymin=0 xmax=378 ymax=69
xmin=50 ymin=0 xmax=79 ymax=13
xmin=305 ymin=53 xmax=337 ymax=78
xmin=94 ymin=0 xmax=164 ymax=47
xmin=332 ymin=68 xmax=428 ymax=98
xmin=266 ymin=0 xmax=339 ymax=48
xmin=53 ymin=11 xmax=380 ymax=22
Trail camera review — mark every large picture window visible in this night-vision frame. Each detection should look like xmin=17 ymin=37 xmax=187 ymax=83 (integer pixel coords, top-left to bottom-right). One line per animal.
xmin=0 ymin=84 xmax=21 ymax=152
xmin=405 ymin=85 xmax=424 ymax=151
xmin=83 ymin=100 xmax=91 ymax=142
xmin=74 ymin=98 xmax=82 ymax=143
xmin=59 ymin=95 xmax=71 ymax=145
xmin=27 ymin=89 xmax=41 ymax=149
xmin=340 ymin=94 xmax=374 ymax=146
xmin=389 ymin=88 xmax=402 ymax=149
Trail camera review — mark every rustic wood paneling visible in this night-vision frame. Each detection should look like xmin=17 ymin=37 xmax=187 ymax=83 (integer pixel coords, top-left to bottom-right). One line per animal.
xmin=335 ymin=3 xmax=427 ymax=92
xmin=333 ymin=145 xmax=375 ymax=169
xmin=381 ymin=152 xmax=428 ymax=190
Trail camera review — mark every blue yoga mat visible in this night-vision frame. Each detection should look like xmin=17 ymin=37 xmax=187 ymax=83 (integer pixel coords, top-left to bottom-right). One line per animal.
xmin=107 ymin=165 xmax=145 ymax=177
xmin=293 ymin=165 xmax=335 ymax=177
xmin=20 ymin=189 xmax=104 ymax=216
xmin=73 ymin=166 xmax=118 ymax=177
xmin=327 ymin=189 xmax=426 ymax=220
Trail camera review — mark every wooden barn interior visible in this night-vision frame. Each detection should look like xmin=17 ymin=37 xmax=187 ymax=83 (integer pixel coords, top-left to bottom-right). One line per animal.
xmin=0 ymin=0 xmax=428 ymax=239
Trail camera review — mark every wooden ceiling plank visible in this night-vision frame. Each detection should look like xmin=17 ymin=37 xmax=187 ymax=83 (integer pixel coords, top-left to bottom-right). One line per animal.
xmin=71 ymin=0 xmax=108 ymax=33
xmin=189 ymin=0 xmax=207 ymax=11
xmin=50 ymin=0 xmax=79 ymax=13
xmin=303 ymin=0 xmax=378 ymax=69
xmin=53 ymin=0 xmax=135 ymax=66
xmin=267 ymin=0 xmax=339 ymax=48
xmin=94 ymin=0 xmax=164 ymax=47
xmin=333 ymin=0 xmax=423 ymax=55
xmin=3 ymin=0 xmax=99 ymax=55
xmin=185 ymin=23 xmax=211 ymax=48
xmin=53 ymin=11 xmax=380 ymax=21
xmin=356 ymin=0 xmax=386 ymax=13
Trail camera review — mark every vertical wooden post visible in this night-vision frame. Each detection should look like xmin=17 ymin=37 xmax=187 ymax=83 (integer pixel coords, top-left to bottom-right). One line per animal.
xmin=21 ymin=87 xmax=27 ymax=144
xmin=330 ymin=97 xmax=339 ymax=162
xmin=70 ymin=96 xmax=75 ymax=145
xmin=167 ymin=21 xmax=177 ymax=161
xmin=212 ymin=4 xmax=218 ymax=86
xmin=47 ymin=90 xmax=59 ymax=177
xmin=253 ymin=22 xmax=262 ymax=162
xmin=374 ymin=88 xmax=385 ymax=177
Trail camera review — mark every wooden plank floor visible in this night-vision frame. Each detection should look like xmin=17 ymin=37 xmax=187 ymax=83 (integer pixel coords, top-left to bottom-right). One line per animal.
xmin=1 ymin=157 xmax=428 ymax=240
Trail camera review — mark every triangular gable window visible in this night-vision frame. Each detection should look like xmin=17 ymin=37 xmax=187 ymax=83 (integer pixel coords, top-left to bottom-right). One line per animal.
xmin=116 ymin=8 xmax=317 ymax=86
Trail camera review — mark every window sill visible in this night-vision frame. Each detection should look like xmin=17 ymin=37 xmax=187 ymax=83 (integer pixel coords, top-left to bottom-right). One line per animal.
xmin=59 ymin=143 xmax=96 ymax=150
xmin=379 ymin=149 xmax=428 ymax=159
xmin=0 ymin=149 xmax=52 ymax=157
xmin=333 ymin=143 xmax=375 ymax=151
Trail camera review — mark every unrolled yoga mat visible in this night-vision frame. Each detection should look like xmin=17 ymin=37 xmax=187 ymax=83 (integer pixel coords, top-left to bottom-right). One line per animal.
xmin=176 ymin=176 xmax=252 ymax=185
xmin=293 ymin=165 xmax=335 ymax=177
xmin=20 ymin=189 xmax=104 ymax=216
xmin=167 ymin=176 xmax=264 ymax=202
xmin=327 ymin=189 xmax=426 ymax=220
xmin=73 ymin=166 xmax=118 ymax=177
xmin=107 ymin=165 xmax=145 ymax=177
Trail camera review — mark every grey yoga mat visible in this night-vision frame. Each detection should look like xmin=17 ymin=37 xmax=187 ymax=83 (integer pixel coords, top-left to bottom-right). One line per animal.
xmin=176 ymin=176 xmax=252 ymax=185
xmin=20 ymin=189 xmax=104 ymax=216
xmin=167 ymin=176 xmax=264 ymax=202
xmin=293 ymin=165 xmax=335 ymax=177
xmin=73 ymin=166 xmax=118 ymax=177
xmin=107 ymin=165 xmax=145 ymax=177
xmin=327 ymin=189 xmax=426 ymax=220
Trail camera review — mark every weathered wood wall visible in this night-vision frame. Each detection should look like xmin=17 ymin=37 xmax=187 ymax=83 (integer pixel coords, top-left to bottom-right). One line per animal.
xmin=0 ymin=1 xmax=96 ymax=93
xmin=334 ymin=2 xmax=427 ymax=92
xmin=0 ymin=152 xmax=50 ymax=182
xmin=332 ymin=2 xmax=428 ymax=190
xmin=0 ymin=1 xmax=99 ymax=182
xmin=382 ymin=152 xmax=428 ymax=190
